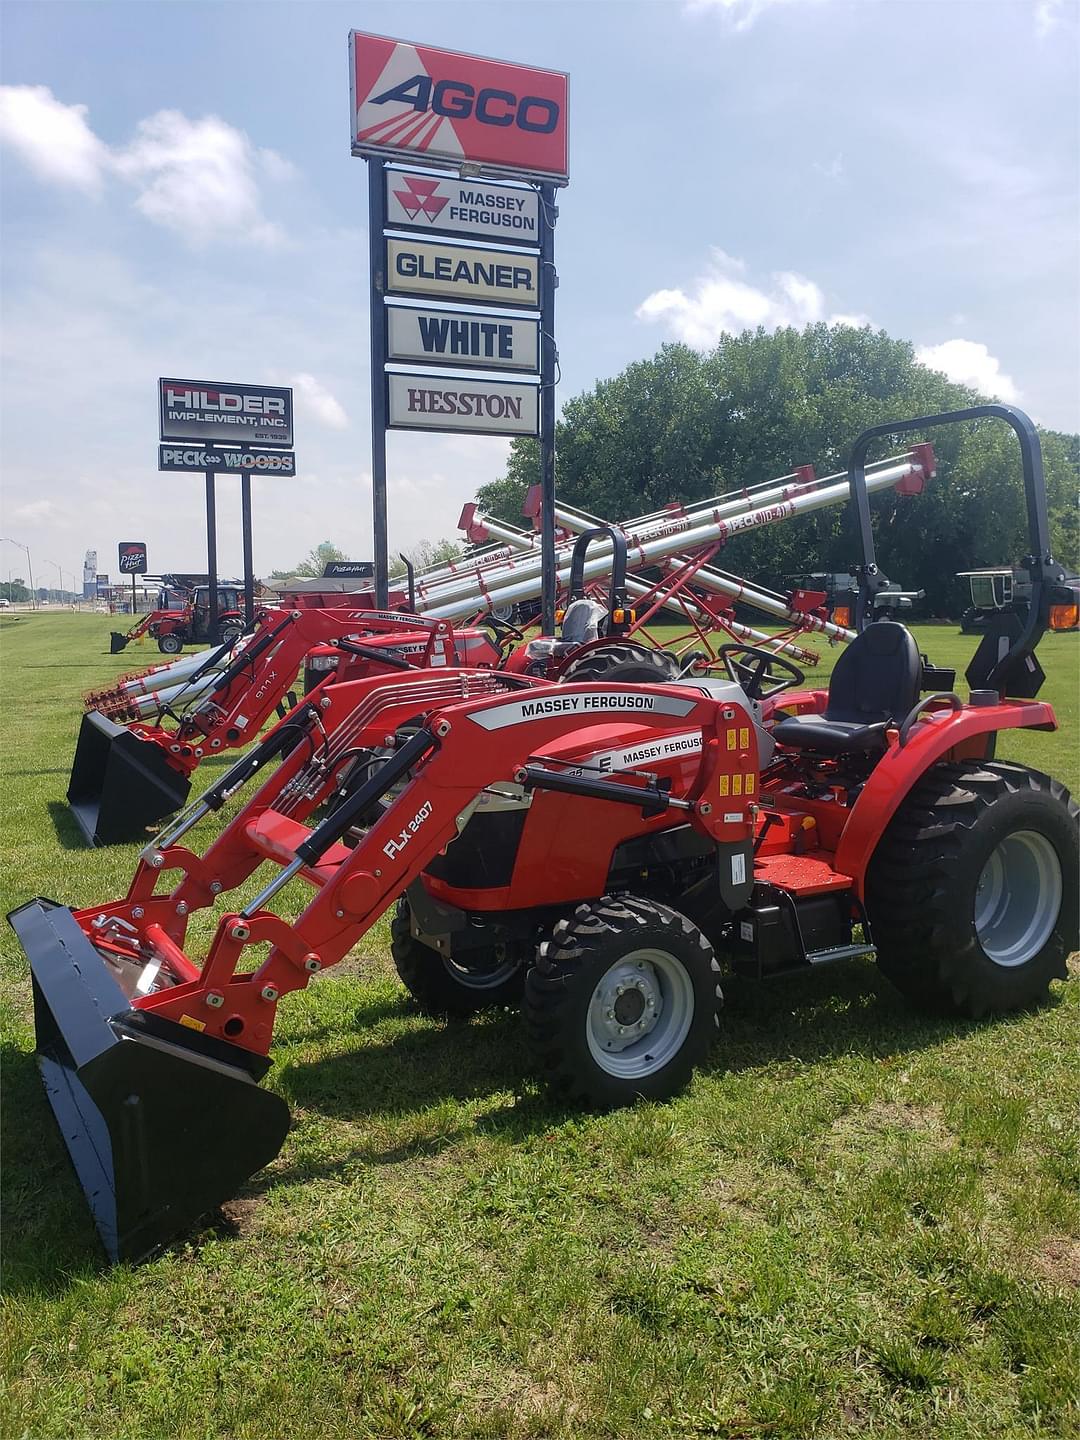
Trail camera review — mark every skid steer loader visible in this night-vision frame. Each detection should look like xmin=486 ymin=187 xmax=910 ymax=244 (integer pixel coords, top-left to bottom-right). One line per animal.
xmin=11 ymin=405 xmax=1078 ymax=1262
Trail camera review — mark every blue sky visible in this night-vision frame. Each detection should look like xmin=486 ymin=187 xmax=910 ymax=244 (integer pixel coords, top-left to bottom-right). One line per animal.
xmin=1 ymin=0 xmax=1076 ymax=585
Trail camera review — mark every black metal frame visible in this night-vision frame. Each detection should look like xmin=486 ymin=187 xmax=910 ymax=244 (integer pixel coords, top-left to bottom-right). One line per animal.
xmin=846 ymin=404 xmax=1062 ymax=694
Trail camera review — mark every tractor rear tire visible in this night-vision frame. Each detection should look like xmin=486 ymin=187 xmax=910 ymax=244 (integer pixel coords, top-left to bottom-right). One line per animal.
xmin=157 ymin=634 xmax=183 ymax=655
xmin=866 ymin=761 xmax=1078 ymax=1017
xmin=391 ymin=899 xmax=525 ymax=1018
xmin=560 ymin=641 xmax=679 ymax=684
xmin=525 ymin=895 xmax=720 ymax=1107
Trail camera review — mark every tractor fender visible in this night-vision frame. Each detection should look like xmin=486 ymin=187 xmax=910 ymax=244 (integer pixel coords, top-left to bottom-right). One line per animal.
xmin=835 ymin=699 xmax=1057 ymax=895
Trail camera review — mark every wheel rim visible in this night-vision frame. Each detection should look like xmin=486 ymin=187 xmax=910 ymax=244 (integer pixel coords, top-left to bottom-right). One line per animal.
xmin=442 ymin=943 xmax=520 ymax=991
xmin=586 ymin=947 xmax=694 ymax=1078
xmin=974 ymin=829 xmax=1063 ymax=967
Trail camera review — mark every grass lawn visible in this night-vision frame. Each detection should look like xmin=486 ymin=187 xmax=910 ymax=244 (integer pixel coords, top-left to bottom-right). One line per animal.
xmin=1 ymin=611 xmax=1078 ymax=1440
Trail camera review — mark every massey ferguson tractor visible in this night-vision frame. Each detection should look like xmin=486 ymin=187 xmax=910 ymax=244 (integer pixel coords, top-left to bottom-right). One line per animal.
xmin=110 ymin=580 xmax=247 ymax=655
xmin=12 ymin=405 xmax=1079 ymax=1263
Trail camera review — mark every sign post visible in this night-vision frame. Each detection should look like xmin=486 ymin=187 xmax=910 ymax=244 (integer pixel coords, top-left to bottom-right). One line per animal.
xmin=349 ymin=31 xmax=568 ymax=630
xmin=158 ymin=379 xmax=295 ymax=634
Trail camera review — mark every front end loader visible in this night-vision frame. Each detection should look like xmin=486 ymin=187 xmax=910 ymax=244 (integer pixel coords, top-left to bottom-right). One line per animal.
xmin=12 ymin=405 xmax=1077 ymax=1263
xmin=67 ymin=609 xmax=497 ymax=846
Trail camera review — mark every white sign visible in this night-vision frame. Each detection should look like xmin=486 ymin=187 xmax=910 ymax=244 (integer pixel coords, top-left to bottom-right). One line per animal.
xmin=387 ymin=306 xmax=539 ymax=372
xmin=468 ymin=690 xmax=698 ymax=731
xmin=387 ymin=373 xmax=539 ymax=436
xmin=386 ymin=237 xmax=539 ymax=308
xmin=386 ymin=171 xmax=540 ymax=245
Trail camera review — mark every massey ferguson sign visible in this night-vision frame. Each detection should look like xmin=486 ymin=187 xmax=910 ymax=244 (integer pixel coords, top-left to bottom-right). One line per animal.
xmin=386 ymin=172 xmax=540 ymax=244
xmin=159 ymin=379 xmax=294 ymax=448
xmin=350 ymin=32 xmax=568 ymax=184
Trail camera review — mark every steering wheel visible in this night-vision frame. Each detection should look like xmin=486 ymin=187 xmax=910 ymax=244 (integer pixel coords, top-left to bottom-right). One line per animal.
xmin=482 ymin=612 xmax=526 ymax=644
xmin=717 ymin=644 xmax=805 ymax=701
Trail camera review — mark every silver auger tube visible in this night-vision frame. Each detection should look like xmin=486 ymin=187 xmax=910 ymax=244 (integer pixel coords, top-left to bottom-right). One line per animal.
xmin=418 ymin=456 xmax=927 ymax=627
xmin=417 ymin=453 xmax=924 ymax=614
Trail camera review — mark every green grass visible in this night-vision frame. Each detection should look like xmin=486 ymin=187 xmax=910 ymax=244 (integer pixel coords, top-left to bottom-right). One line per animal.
xmin=1 ymin=612 xmax=1078 ymax=1440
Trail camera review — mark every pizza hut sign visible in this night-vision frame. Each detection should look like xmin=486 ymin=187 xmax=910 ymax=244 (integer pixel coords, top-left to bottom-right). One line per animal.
xmin=350 ymin=32 xmax=568 ymax=184
xmin=118 ymin=542 xmax=148 ymax=575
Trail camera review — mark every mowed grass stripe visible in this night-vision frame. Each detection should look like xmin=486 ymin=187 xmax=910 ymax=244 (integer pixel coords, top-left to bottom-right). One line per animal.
xmin=1 ymin=612 xmax=1077 ymax=1440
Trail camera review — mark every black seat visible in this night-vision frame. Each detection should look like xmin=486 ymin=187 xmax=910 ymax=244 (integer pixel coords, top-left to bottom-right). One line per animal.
xmin=772 ymin=621 xmax=921 ymax=756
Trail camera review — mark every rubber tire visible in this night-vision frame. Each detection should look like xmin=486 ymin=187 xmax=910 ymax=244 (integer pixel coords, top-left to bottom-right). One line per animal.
xmin=157 ymin=633 xmax=183 ymax=655
xmin=525 ymin=895 xmax=720 ymax=1107
xmin=390 ymin=898 xmax=525 ymax=1018
xmin=560 ymin=641 xmax=679 ymax=685
xmin=219 ymin=624 xmax=244 ymax=647
xmin=866 ymin=761 xmax=1078 ymax=1017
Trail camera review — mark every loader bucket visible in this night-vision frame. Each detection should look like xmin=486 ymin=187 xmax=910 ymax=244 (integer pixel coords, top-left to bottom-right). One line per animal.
xmin=67 ymin=711 xmax=191 ymax=846
xmin=110 ymin=631 xmax=131 ymax=653
xmin=8 ymin=899 xmax=291 ymax=1264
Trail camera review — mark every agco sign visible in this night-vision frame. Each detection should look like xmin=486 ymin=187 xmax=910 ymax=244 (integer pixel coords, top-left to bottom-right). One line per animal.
xmin=350 ymin=32 xmax=568 ymax=184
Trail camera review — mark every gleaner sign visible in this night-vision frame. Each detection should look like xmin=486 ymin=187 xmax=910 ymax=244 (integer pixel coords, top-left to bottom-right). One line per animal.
xmin=386 ymin=238 xmax=539 ymax=307
xmin=350 ymin=32 xmax=568 ymax=184
xmin=387 ymin=306 xmax=539 ymax=371
xmin=388 ymin=374 xmax=539 ymax=436
xmin=159 ymin=379 xmax=294 ymax=448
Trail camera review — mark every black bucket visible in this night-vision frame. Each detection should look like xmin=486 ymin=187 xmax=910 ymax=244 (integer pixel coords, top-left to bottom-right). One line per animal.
xmin=67 ymin=712 xmax=192 ymax=846
xmin=8 ymin=899 xmax=291 ymax=1263
xmin=110 ymin=632 xmax=131 ymax=654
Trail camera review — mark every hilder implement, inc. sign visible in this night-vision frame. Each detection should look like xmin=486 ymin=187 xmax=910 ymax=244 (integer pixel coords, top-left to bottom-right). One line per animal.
xmin=158 ymin=446 xmax=297 ymax=475
xmin=387 ymin=305 xmax=539 ymax=372
xmin=350 ymin=32 xmax=568 ymax=185
xmin=117 ymin=542 xmax=148 ymax=575
xmin=386 ymin=171 xmax=540 ymax=245
xmin=388 ymin=374 xmax=539 ymax=437
xmin=385 ymin=237 xmax=539 ymax=307
xmin=159 ymin=379 xmax=294 ymax=448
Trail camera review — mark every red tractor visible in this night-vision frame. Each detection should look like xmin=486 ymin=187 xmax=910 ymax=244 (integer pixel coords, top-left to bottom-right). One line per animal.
xmin=110 ymin=582 xmax=247 ymax=655
xmin=11 ymin=405 xmax=1079 ymax=1262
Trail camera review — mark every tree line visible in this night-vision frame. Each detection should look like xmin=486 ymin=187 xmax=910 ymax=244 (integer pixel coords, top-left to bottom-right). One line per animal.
xmin=477 ymin=325 xmax=1078 ymax=616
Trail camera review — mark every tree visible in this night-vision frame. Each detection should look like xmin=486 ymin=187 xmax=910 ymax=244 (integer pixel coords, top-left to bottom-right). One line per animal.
xmin=389 ymin=536 xmax=465 ymax=578
xmin=0 ymin=579 xmax=29 ymax=603
xmin=477 ymin=325 xmax=1079 ymax=613
xmin=269 ymin=541 xmax=349 ymax=580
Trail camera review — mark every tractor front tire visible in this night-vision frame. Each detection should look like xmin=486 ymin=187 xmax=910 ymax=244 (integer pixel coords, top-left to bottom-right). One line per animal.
xmin=157 ymin=634 xmax=183 ymax=655
xmin=525 ymin=895 xmax=720 ymax=1107
xmin=867 ymin=761 xmax=1078 ymax=1017
xmin=560 ymin=641 xmax=679 ymax=685
xmin=391 ymin=899 xmax=525 ymax=1018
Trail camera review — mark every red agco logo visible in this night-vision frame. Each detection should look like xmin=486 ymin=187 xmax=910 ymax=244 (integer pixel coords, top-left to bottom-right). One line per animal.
xmin=350 ymin=33 xmax=568 ymax=183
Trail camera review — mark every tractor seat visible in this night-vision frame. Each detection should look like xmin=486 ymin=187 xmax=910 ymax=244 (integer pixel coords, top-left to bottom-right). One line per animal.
xmin=772 ymin=621 xmax=921 ymax=756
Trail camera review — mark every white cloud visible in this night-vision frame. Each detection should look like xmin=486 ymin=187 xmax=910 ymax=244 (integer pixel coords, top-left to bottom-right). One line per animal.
xmin=683 ymin=0 xmax=822 ymax=30
xmin=636 ymin=249 xmax=869 ymax=348
xmin=915 ymin=339 xmax=1020 ymax=402
xmin=0 ymin=85 xmax=109 ymax=192
xmin=113 ymin=110 xmax=286 ymax=248
xmin=813 ymin=153 xmax=845 ymax=184
xmin=290 ymin=373 xmax=349 ymax=430
xmin=1034 ymin=0 xmax=1064 ymax=38
xmin=0 ymin=85 xmax=290 ymax=247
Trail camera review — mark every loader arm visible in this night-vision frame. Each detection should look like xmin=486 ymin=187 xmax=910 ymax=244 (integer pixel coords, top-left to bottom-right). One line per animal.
xmin=124 ymin=681 xmax=751 ymax=1055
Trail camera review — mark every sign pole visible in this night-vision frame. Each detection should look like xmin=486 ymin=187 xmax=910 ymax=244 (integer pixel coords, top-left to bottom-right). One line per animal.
xmin=240 ymin=473 xmax=255 ymax=627
xmin=131 ymin=571 xmax=137 ymax=617
xmin=539 ymin=183 xmax=559 ymax=636
xmin=204 ymin=468 xmax=219 ymax=638
xmin=368 ymin=159 xmax=390 ymax=608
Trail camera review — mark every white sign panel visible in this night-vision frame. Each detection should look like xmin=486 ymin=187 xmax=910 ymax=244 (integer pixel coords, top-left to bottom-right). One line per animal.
xmin=386 ymin=171 xmax=540 ymax=246
xmin=387 ymin=306 xmax=539 ymax=372
xmin=388 ymin=373 xmax=539 ymax=436
xmin=386 ymin=237 xmax=539 ymax=308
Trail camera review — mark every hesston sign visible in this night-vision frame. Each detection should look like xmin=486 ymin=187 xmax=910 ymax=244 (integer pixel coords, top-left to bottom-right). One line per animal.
xmin=350 ymin=32 xmax=568 ymax=185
